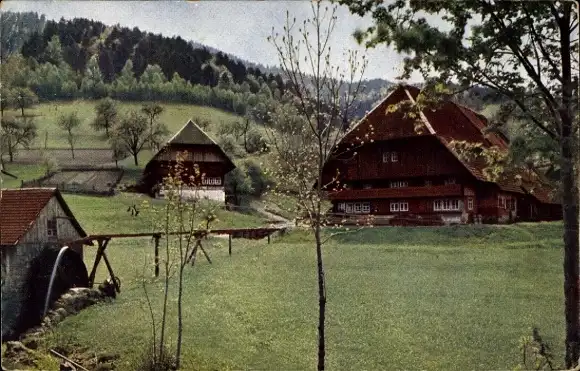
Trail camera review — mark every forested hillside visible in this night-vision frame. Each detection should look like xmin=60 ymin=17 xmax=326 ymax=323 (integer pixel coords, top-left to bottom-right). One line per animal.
xmin=0 ymin=11 xmax=395 ymax=120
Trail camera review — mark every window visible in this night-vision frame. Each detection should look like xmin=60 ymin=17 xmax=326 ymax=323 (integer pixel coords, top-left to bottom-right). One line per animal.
xmin=390 ymin=181 xmax=408 ymax=188
xmin=342 ymin=202 xmax=371 ymax=214
xmin=390 ymin=201 xmax=408 ymax=212
xmin=467 ymin=197 xmax=474 ymax=211
xmin=433 ymin=199 xmax=461 ymax=211
xmin=202 ymin=177 xmax=221 ymax=186
xmin=391 ymin=152 xmax=398 ymax=162
xmin=47 ymin=219 xmax=58 ymax=238
xmin=361 ymin=203 xmax=371 ymax=213
xmin=498 ymin=195 xmax=507 ymax=209
xmin=444 ymin=177 xmax=456 ymax=185
xmin=382 ymin=152 xmax=390 ymax=163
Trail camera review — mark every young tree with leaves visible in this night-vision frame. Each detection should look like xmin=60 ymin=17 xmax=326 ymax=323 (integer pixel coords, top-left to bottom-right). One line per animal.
xmin=92 ymin=97 xmax=119 ymax=137
xmin=113 ymin=110 xmax=149 ymax=166
xmin=0 ymin=116 xmax=37 ymax=162
xmin=266 ymin=3 xmax=367 ymax=369
xmin=57 ymin=111 xmax=81 ymax=159
xmin=338 ymin=0 xmax=579 ymax=366
xmin=139 ymin=152 xmax=219 ymax=370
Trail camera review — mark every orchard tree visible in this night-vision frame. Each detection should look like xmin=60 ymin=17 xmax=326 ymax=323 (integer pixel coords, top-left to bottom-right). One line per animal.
xmin=57 ymin=112 xmax=81 ymax=159
xmin=92 ymin=97 xmax=119 ymax=137
xmin=266 ymin=3 xmax=367 ymax=370
xmin=14 ymin=88 xmax=38 ymax=117
xmin=141 ymin=103 xmax=167 ymax=150
xmin=338 ymin=0 xmax=579 ymax=366
xmin=0 ymin=116 xmax=37 ymax=162
xmin=113 ymin=110 xmax=149 ymax=166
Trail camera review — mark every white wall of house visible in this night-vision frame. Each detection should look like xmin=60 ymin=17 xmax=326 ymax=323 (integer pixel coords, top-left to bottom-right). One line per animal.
xmin=158 ymin=187 xmax=226 ymax=203
xmin=1 ymin=196 xmax=84 ymax=339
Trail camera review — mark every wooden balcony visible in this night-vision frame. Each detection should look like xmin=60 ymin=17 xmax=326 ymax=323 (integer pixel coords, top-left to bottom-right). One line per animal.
xmin=326 ymin=184 xmax=463 ymax=200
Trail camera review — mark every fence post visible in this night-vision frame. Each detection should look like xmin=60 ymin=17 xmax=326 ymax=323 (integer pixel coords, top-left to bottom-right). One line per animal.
xmin=228 ymin=235 xmax=232 ymax=256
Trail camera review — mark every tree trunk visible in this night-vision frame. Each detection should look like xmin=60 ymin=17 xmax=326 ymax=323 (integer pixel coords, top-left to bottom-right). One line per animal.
xmin=559 ymin=8 xmax=580 ymax=367
xmin=176 ymin=263 xmax=185 ymax=368
xmin=314 ymin=223 xmax=326 ymax=371
xmin=20 ymin=106 xmax=24 ymax=117
xmin=562 ymin=124 xmax=579 ymax=368
xmin=105 ymin=125 xmax=109 ymax=137
xmin=134 ymin=153 xmax=139 ymax=166
xmin=8 ymin=148 xmax=13 ymax=163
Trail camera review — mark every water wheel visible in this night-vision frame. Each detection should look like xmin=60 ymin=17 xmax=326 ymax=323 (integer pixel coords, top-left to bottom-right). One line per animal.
xmin=16 ymin=246 xmax=89 ymax=334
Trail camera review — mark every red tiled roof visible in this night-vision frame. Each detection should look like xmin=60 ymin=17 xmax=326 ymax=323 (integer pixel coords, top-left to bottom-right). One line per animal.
xmin=0 ymin=188 xmax=86 ymax=246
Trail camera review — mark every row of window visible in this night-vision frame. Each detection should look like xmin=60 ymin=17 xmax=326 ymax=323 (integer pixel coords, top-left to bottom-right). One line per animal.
xmin=385 ymin=178 xmax=455 ymax=189
xmin=337 ymin=202 xmax=371 ymax=214
xmin=338 ymin=198 xmax=475 ymax=214
xmin=382 ymin=152 xmax=399 ymax=163
xmin=498 ymin=195 xmax=517 ymax=211
xmin=202 ymin=177 xmax=222 ymax=185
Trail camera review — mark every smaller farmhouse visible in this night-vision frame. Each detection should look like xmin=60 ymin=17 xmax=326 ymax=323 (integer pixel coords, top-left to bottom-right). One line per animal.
xmin=140 ymin=120 xmax=236 ymax=202
xmin=1 ymin=188 xmax=88 ymax=339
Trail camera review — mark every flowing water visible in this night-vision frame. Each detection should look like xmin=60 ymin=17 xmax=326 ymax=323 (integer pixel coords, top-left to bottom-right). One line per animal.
xmin=43 ymin=245 xmax=70 ymax=317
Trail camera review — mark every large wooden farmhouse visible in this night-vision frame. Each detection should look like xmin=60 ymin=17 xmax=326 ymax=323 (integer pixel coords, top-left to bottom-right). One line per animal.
xmin=140 ymin=120 xmax=236 ymax=202
xmin=1 ymin=188 xmax=88 ymax=339
xmin=322 ymin=85 xmax=561 ymax=225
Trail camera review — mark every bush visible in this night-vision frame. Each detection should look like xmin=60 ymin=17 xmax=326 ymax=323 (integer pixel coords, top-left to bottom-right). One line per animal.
xmin=218 ymin=135 xmax=244 ymax=158
xmin=244 ymin=160 xmax=273 ymax=197
xmin=245 ymin=129 xmax=268 ymax=154
xmin=137 ymin=343 xmax=176 ymax=371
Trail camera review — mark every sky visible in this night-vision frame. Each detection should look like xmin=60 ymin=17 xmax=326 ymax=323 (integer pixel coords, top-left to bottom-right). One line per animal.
xmin=1 ymin=0 xmax=431 ymax=82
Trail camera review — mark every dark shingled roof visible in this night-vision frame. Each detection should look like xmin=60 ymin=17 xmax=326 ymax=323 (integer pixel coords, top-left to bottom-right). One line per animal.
xmin=0 ymin=188 xmax=87 ymax=246
xmin=166 ymin=120 xmax=218 ymax=146
xmin=338 ymin=84 xmax=558 ymax=204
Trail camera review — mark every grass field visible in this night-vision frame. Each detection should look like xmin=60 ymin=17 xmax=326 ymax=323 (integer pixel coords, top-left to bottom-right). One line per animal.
xmin=4 ymin=100 xmax=244 ymax=149
xmin=30 ymin=197 xmax=567 ymax=371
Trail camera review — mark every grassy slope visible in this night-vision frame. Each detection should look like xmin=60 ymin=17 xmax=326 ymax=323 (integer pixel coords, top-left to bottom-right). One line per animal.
xmin=38 ymin=220 xmax=566 ymax=371
xmin=4 ymin=100 xmax=244 ymax=149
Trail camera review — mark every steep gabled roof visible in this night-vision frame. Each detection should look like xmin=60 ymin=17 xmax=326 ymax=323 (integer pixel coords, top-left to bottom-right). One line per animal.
xmin=339 ymin=84 xmax=557 ymax=204
xmin=0 ymin=188 xmax=87 ymax=246
xmin=166 ymin=120 xmax=218 ymax=146
xmin=148 ymin=120 xmax=235 ymax=169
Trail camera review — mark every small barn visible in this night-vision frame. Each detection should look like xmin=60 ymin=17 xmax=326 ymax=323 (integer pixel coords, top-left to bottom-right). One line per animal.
xmin=139 ymin=120 xmax=236 ymax=202
xmin=1 ymin=188 xmax=89 ymax=339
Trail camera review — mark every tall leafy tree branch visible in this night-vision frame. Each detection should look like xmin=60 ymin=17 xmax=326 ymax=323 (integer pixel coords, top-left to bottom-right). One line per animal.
xmin=338 ymin=0 xmax=579 ymax=366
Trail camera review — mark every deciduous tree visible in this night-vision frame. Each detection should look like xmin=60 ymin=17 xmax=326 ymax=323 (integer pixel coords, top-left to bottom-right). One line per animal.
xmin=113 ymin=110 xmax=149 ymax=166
xmin=141 ymin=103 xmax=166 ymax=150
xmin=0 ymin=116 xmax=37 ymax=162
xmin=92 ymin=97 xmax=119 ymax=137
xmin=338 ymin=0 xmax=579 ymax=366
xmin=56 ymin=111 xmax=81 ymax=159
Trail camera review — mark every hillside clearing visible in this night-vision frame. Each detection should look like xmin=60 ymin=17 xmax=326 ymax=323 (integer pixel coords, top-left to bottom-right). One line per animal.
xmin=3 ymin=100 xmax=244 ymax=149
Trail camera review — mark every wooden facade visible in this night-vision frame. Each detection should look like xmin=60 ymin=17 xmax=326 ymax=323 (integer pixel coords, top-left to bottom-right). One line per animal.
xmin=140 ymin=120 xmax=236 ymax=202
xmin=322 ymin=85 xmax=561 ymax=225
xmin=1 ymin=188 xmax=88 ymax=338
